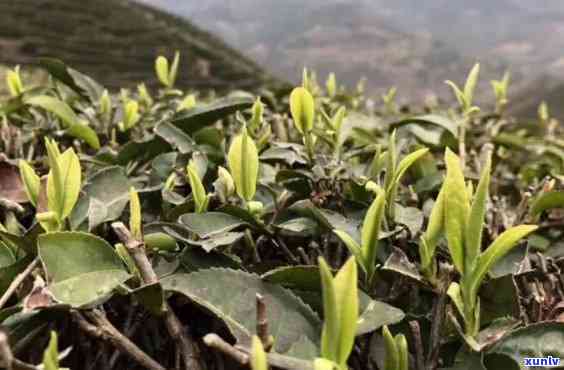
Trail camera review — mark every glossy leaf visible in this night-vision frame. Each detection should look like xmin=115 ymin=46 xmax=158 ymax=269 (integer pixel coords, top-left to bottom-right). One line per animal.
xmin=18 ymin=160 xmax=40 ymax=206
xmin=470 ymin=225 xmax=538 ymax=297
xmin=187 ymin=161 xmax=208 ymax=213
xmin=161 ymin=269 xmax=320 ymax=354
xmin=171 ymin=97 xmax=253 ymax=134
xmin=290 ymin=87 xmax=315 ymax=134
xmin=396 ymin=335 xmax=408 ymax=370
xmin=388 ymin=148 xmax=429 ymax=195
xmin=228 ymin=126 xmax=259 ymax=201
xmin=26 ymin=95 xmax=99 ymax=148
xmin=382 ymin=326 xmax=398 ymax=370
xmin=70 ymin=166 xmax=131 ymax=230
xmin=333 ymin=230 xmax=362 ymax=267
xmin=465 ymin=154 xmax=491 ymax=273
xmin=129 ymin=188 xmax=142 ymax=240
xmin=487 ymin=323 xmax=564 ymax=368
xmin=47 ymin=147 xmax=81 ymax=222
xmin=463 ymin=63 xmax=480 ymax=107
xmin=318 ymin=257 xmax=339 ymax=363
xmin=38 ymin=232 xmax=130 ymax=307
xmin=155 ymin=56 xmax=169 ymax=86
xmin=169 ymin=51 xmax=180 ymax=87
xmin=447 ymin=282 xmax=465 ymax=318
xmin=443 ymin=148 xmax=468 ymax=274
xmin=333 ymin=257 xmax=358 ymax=366
xmin=360 ymin=189 xmax=386 ymax=278
xmin=178 ymin=212 xmax=247 ymax=238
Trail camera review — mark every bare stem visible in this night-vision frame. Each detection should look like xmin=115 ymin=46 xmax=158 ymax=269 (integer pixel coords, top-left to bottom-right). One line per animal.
xmin=72 ymin=310 xmax=165 ymax=370
xmin=256 ymin=294 xmax=272 ymax=351
xmin=0 ymin=257 xmax=40 ymax=310
xmin=0 ymin=329 xmax=43 ymax=370
xmin=204 ymin=333 xmax=314 ymax=370
xmin=112 ymin=222 xmax=203 ymax=370
xmin=409 ymin=321 xmax=425 ymax=370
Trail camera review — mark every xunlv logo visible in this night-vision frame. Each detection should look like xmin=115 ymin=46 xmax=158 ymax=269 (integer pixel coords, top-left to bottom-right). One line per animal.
xmin=523 ymin=356 xmax=561 ymax=367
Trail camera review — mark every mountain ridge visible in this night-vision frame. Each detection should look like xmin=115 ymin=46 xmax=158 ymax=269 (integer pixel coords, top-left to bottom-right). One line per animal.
xmin=0 ymin=0 xmax=280 ymax=91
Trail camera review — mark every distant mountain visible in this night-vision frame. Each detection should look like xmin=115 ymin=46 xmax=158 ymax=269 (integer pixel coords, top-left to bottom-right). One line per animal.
xmin=139 ymin=0 xmax=564 ymax=106
xmin=0 ymin=0 xmax=278 ymax=91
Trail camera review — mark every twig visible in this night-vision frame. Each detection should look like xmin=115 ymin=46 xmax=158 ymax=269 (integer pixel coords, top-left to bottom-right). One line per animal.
xmin=203 ymin=333 xmax=314 ymax=370
xmin=426 ymin=267 xmax=451 ymax=370
xmin=256 ymin=294 xmax=272 ymax=351
xmin=72 ymin=310 xmax=165 ymax=370
xmin=0 ymin=200 xmax=24 ymax=214
xmin=296 ymin=247 xmax=311 ymax=265
xmin=112 ymin=223 xmax=157 ymax=284
xmin=409 ymin=321 xmax=425 ymax=370
xmin=0 ymin=330 xmax=14 ymax=370
xmin=0 ymin=330 xmax=36 ymax=370
xmin=109 ymin=305 xmax=143 ymax=369
xmin=272 ymin=236 xmax=299 ymax=264
xmin=0 ymin=257 xmax=40 ymax=310
xmin=112 ymin=222 xmax=203 ymax=370
xmin=203 ymin=334 xmax=248 ymax=365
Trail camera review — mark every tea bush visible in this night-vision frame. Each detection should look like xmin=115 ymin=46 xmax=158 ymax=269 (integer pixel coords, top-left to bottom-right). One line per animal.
xmin=0 ymin=57 xmax=563 ymax=370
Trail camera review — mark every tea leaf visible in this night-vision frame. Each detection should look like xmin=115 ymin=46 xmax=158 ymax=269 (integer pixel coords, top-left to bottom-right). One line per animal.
xmin=155 ymin=55 xmax=169 ymax=86
xmin=38 ymin=232 xmax=130 ymax=307
xmin=487 ymin=322 xmax=564 ymax=368
xmin=178 ymin=212 xmax=247 ymax=238
xmin=470 ymin=225 xmax=537 ymax=297
xmin=361 ymin=189 xmax=386 ymax=278
xmin=395 ymin=335 xmax=408 ymax=370
xmin=333 ymin=257 xmax=358 ymax=365
xmin=447 ymin=282 xmax=465 ymax=318
xmin=171 ymin=96 xmax=253 ymax=134
xmin=26 ymin=95 xmax=74 ymax=127
xmin=465 ymin=154 xmax=491 ymax=273
xmin=187 ymin=161 xmax=208 ymax=213
xmin=333 ymin=230 xmax=363 ymax=268
xmin=228 ymin=126 xmax=259 ymax=201
xmin=161 ymin=268 xmax=320 ymax=354
xmin=6 ymin=66 xmax=24 ymax=96
xmin=443 ymin=148 xmax=469 ymax=274
xmin=46 ymin=146 xmax=81 ymax=222
xmin=319 ymin=257 xmax=339 ymax=363
xmin=169 ymin=51 xmax=180 ymax=88
xmin=422 ymin=185 xmax=445 ymax=255
xmin=290 ymin=87 xmax=315 ymax=134
xmin=463 ymin=63 xmax=480 ymax=107
xmin=445 ymin=80 xmax=466 ymax=108
xmin=129 ymin=188 xmax=142 ymax=240
xmin=26 ymin=95 xmax=100 ymax=148
xmin=249 ymin=97 xmax=264 ymax=132
xmin=70 ymin=166 xmax=132 ymax=230
xmin=382 ymin=326 xmax=398 ymax=370
xmin=42 ymin=331 xmax=60 ymax=370
xmin=18 ymin=160 xmax=40 ymax=207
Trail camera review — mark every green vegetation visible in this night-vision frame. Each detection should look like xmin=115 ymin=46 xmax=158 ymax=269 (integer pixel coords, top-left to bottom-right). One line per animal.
xmin=0 ymin=53 xmax=563 ymax=370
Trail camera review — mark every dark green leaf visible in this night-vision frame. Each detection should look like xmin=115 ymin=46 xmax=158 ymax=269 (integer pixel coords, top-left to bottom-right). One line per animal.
xmin=161 ymin=269 xmax=321 ymax=354
xmin=171 ymin=97 xmax=253 ymax=134
xmin=38 ymin=232 xmax=130 ymax=307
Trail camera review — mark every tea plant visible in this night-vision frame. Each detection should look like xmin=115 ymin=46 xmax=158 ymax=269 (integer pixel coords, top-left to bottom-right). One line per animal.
xmin=0 ymin=51 xmax=562 ymax=370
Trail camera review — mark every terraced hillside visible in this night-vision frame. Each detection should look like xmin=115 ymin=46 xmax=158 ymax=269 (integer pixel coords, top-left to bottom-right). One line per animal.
xmin=0 ymin=0 xmax=279 ymax=91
